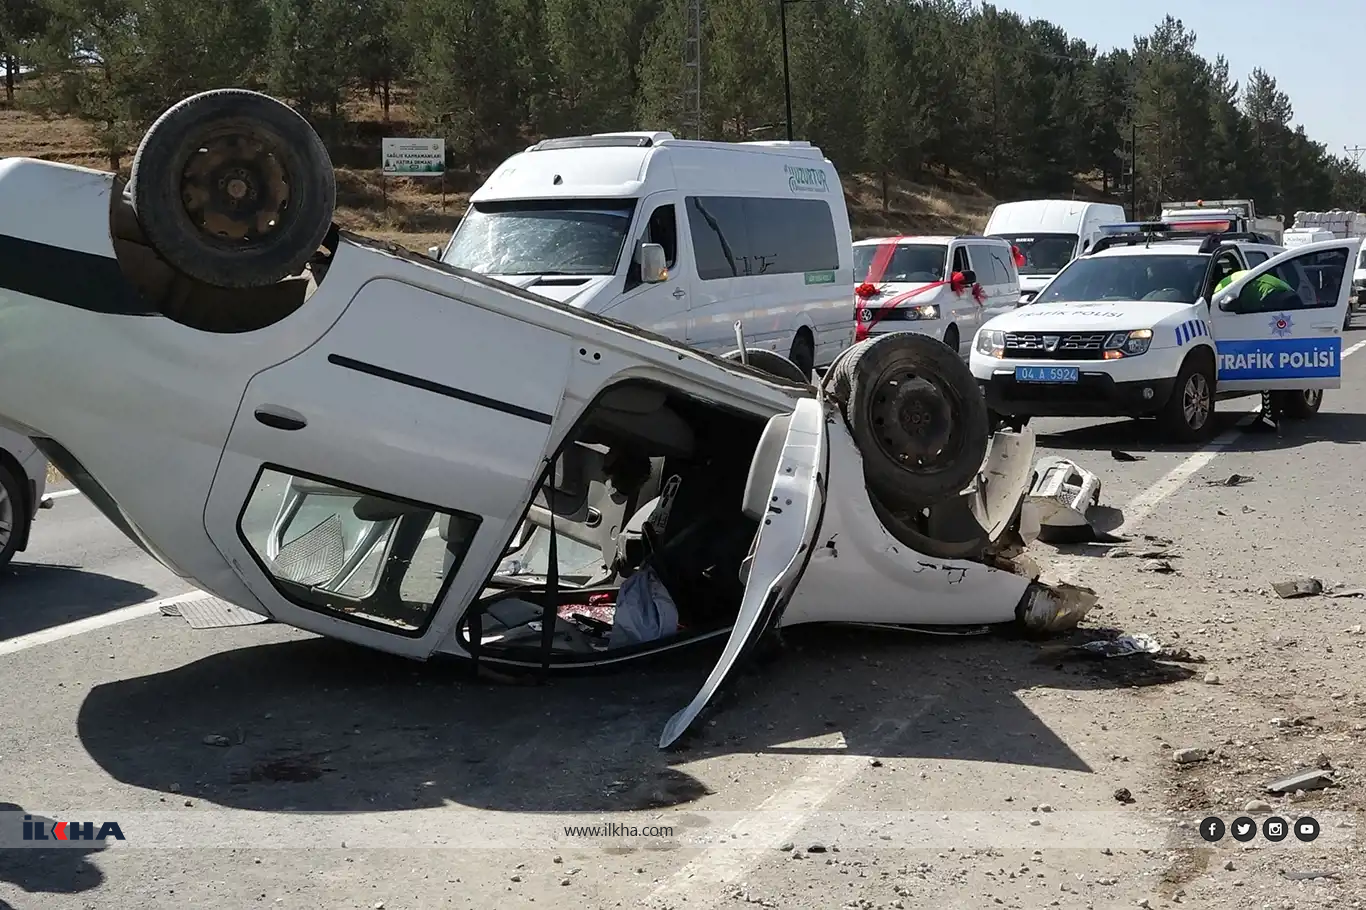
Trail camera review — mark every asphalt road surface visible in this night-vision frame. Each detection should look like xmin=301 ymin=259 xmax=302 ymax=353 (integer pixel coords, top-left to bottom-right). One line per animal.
xmin=4 ymin=339 xmax=1366 ymax=909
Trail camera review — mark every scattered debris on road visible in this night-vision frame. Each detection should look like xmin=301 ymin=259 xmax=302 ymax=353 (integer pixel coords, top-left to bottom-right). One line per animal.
xmin=1207 ymin=473 xmax=1253 ymax=487
xmin=1273 ymin=577 xmax=1324 ymax=599
xmin=1243 ymin=799 xmax=1272 ymax=813
xmin=201 ymin=734 xmax=231 ymax=747
xmin=1076 ymin=632 xmax=1160 ymax=658
xmin=1113 ymin=787 xmax=1135 ymax=803
xmin=1139 ymin=558 xmax=1176 ymax=574
xmin=1029 ymin=458 xmax=1103 ymax=542
xmin=1265 ymin=768 xmax=1335 ymax=794
xmin=1284 ymin=870 xmax=1339 ymax=882
xmin=1172 ymin=747 xmax=1209 ymax=764
xmin=1110 ymin=450 xmax=1144 ymax=462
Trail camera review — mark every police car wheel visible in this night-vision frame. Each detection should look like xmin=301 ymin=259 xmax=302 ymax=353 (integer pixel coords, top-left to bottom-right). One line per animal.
xmin=1159 ymin=357 xmax=1216 ymax=442
xmin=835 ymin=333 xmax=990 ymax=510
xmin=129 ymin=89 xmax=336 ymax=289
xmin=1276 ymin=389 xmax=1323 ymax=419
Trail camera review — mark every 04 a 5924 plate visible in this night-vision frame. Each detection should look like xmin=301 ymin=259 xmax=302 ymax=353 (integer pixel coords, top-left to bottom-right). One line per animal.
xmin=1015 ymin=365 xmax=1079 ymax=383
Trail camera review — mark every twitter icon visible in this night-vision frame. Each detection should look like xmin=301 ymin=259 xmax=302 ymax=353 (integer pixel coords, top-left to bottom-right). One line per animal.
xmin=1231 ymin=816 xmax=1257 ymax=842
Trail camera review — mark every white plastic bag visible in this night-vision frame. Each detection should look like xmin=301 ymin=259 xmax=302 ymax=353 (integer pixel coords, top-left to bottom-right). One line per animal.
xmin=608 ymin=565 xmax=679 ymax=648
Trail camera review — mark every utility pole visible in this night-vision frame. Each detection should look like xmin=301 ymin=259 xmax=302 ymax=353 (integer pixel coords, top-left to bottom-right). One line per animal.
xmin=1347 ymin=145 xmax=1366 ymax=166
xmin=683 ymin=0 xmax=702 ymax=139
xmin=780 ymin=0 xmax=794 ymax=141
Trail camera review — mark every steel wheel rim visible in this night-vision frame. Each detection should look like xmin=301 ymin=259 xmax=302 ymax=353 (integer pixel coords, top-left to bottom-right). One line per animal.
xmin=865 ymin=365 xmax=964 ymax=471
xmin=1183 ymin=373 xmax=1210 ymax=429
xmin=0 ymin=481 xmax=12 ymax=552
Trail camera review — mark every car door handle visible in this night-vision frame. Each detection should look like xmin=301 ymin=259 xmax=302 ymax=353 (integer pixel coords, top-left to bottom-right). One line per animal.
xmin=254 ymin=406 xmax=308 ymax=431
xmin=672 ymin=288 xmax=687 ymax=299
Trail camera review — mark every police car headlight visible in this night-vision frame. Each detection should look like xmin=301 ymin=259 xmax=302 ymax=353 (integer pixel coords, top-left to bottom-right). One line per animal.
xmin=975 ymin=329 xmax=1005 ymax=357
xmin=1103 ymin=329 xmax=1152 ymax=357
xmin=906 ymin=305 xmax=938 ymax=320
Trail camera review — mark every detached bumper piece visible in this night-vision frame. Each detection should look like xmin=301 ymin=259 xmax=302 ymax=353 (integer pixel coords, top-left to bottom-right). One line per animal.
xmin=980 ymin=371 xmax=1176 ymax=418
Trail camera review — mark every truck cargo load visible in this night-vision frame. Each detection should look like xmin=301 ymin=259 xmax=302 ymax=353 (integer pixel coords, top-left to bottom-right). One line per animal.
xmin=1159 ymin=199 xmax=1284 ymax=244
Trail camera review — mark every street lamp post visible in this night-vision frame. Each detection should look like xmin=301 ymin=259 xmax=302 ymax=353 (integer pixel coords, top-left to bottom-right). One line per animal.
xmin=780 ymin=0 xmax=813 ymax=142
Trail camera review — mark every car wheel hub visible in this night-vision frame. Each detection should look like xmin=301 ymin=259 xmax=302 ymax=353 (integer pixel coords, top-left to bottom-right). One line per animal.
xmin=181 ymin=131 xmax=291 ymax=243
xmin=870 ymin=373 xmax=957 ymax=467
xmin=1183 ymin=373 xmax=1210 ymax=429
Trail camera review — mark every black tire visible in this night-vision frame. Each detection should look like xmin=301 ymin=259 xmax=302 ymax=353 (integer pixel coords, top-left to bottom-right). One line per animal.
xmin=866 ymin=487 xmax=992 ymax=561
xmin=721 ymin=348 xmax=808 ymax=384
xmin=1158 ymin=353 xmax=1217 ymax=442
xmin=129 ymin=89 xmax=336 ymax=289
xmin=1274 ymin=388 xmax=1324 ymax=419
xmin=0 ymin=463 xmax=27 ymax=571
xmin=788 ymin=332 xmax=815 ymax=378
xmin=832 ymin=333 xmax=990 ymax=509
xmin=943 ymin=325 xmax=960 ymax=356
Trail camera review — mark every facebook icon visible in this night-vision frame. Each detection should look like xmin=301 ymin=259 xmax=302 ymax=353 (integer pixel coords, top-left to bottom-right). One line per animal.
xmin=1199 ymin=817 xmax=1226 ymax=842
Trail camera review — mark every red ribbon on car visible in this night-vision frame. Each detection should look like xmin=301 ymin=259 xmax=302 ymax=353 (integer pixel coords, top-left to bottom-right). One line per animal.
xmin=854 ymin=259 xmax=985 ymax=343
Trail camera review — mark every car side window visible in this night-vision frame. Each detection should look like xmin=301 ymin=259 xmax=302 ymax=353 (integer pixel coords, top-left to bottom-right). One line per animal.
xmin=1238 ymin=248 xmax=1348 ymax=313
xmin=1207 ymin=251 xmax=1240 ymax=297
xmin=990 ymin=249 xmax=1014 ymax=284
xmin=1243 ymin=249 xmax=1269 ymax=267
xmin=952 ymin=246 xmax=970 ymax=274
xmin=626 ymin=203 xmax=679 ymax=289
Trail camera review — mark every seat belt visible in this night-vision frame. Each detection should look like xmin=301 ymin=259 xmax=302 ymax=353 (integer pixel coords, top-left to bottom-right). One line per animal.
xmin=538 ymin=477 xmax=560 ymax=682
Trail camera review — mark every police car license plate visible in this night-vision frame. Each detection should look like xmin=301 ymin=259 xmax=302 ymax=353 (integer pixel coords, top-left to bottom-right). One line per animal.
xmin=1015 ymin=366 xmax=1079 ymax=383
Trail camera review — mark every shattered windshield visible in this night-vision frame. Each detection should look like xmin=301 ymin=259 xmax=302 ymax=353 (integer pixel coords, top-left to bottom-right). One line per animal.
xmin=853 ymin=244 xmax=947 ymax=283
xmin=993 ymin=233 xmax=1078 ymax=275
xmin=1035 ymin=254 xmax=1210 ymax=304
xmin=443 ymin=199 xmax=637 ymax=276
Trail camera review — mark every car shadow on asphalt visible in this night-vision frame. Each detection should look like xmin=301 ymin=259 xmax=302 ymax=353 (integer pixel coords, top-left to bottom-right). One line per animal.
xmin=0 ymin=564 xmax=156 ymax=641
xmin=0 ymin=802 xmax=106 ymax=904
xmin=74 ymin=623 xmax=1193 ymax=816
xmin=1037 ymin=410 xmax=1366 ymax=456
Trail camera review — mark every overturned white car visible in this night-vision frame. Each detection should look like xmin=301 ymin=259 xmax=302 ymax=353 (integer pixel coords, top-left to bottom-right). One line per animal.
xmin=0 ymin=91 xmax=1090 ymax=748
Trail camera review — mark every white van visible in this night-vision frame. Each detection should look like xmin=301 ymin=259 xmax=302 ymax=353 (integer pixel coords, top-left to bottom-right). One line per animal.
xmin=1284 ymin=227 xmax=1335 ymax=249
xmin=984 ymin=200 xmax=1127 ymax=303
xmin=853 ymin=235 xmax=1020 ymax=356
xmin=433 ymin=132 xmax=855 ymax=374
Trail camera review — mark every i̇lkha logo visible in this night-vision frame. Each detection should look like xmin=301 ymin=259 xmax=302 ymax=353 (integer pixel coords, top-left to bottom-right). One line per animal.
xmin=22 ymin=816 xmax=124 ymax=842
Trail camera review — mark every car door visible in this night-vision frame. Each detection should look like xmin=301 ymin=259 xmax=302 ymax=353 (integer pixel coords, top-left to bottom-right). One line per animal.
xmin=598 ymin=192 xmax=691 ymax=340
xmin=202 ymin=276 xmax=578 ymax=659
xmin=948 ymin=244 xmax=979 ymax=354
xmin=1210 ymin=238 xmax=1360 ymax=395
xmin=658 ymin=396 xmax=826 ymax=748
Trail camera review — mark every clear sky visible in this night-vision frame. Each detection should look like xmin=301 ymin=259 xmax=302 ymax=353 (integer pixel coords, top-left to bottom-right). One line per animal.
xmin=994 ymin=0 xmax=1363 ymax=163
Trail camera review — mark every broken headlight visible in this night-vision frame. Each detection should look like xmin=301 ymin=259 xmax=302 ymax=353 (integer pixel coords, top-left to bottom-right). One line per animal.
xmin=1103 ymin=329 xmax=1152 ymax=358
xmin=975 ymin=329 xmax=1005 ymax=357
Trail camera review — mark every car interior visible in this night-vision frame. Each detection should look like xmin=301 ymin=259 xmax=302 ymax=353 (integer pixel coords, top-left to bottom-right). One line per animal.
xmin=455 ymin=379 xmax=785 ymax=661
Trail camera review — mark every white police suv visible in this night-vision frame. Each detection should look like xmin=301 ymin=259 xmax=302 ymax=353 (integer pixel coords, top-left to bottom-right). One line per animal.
xmin=969 ymin=219 xmax=1359 ymax=441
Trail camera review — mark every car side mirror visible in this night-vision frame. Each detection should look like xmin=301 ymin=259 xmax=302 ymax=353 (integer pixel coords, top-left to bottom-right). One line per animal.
xmin=639 ymin=242 xmax=667 ymax=283
xmin=959 ymin=269 xmax=977 ymax=285
xmin=1214 ymin=290 xmax=1241 ymax=314
xmin=427 ymin=245 xmax=442 ymax=260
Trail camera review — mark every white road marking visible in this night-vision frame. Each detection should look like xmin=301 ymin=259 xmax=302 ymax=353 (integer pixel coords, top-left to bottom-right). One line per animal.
xmin=643 ymin=702 xmax=934 ymax=907
xmin=1 ymin=524 xmax=446 ymax=654
xmin=1345 ymin=337 xmax=1366 ymax=359
xmin=0 ymin=590 xmax=213 ymax=656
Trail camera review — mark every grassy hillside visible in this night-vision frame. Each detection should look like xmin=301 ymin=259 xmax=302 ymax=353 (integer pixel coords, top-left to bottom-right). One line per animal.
xmin=0 ymin=88 xmax=1001 ymax=251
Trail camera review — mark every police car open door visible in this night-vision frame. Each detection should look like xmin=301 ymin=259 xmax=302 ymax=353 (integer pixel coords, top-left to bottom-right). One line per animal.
xmin=1210 ymin=237 xmax=1362 ymax=394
